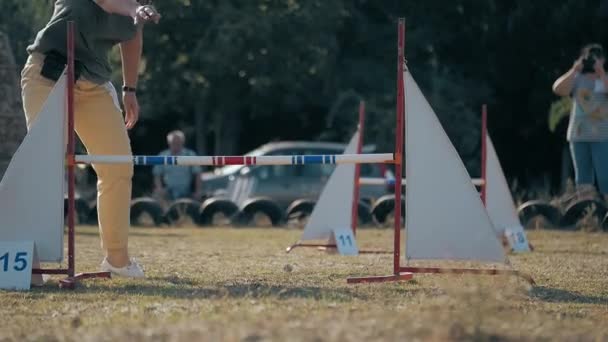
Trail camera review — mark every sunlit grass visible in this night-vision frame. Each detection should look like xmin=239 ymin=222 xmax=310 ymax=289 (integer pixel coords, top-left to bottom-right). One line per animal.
xmin=0 ymin=227 xmax=606 ymax=341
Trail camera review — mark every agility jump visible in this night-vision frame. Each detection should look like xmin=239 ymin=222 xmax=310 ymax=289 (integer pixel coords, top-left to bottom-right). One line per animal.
xmin=0 ymin=18 xmax=532 ymax=289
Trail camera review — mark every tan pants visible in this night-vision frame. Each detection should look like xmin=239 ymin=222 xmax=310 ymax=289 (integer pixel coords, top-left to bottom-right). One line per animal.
xmin=21 ymin=53 xmax=132 ymax=251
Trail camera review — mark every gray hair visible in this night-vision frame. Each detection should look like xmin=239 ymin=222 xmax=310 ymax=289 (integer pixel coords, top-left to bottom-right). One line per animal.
xmin=167 ymin=130 xmax=185 ymax=144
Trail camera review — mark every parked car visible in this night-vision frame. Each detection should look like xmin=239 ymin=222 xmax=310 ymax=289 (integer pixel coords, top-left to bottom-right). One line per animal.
xmin=199 ymin=141 xmax=393 ymax=226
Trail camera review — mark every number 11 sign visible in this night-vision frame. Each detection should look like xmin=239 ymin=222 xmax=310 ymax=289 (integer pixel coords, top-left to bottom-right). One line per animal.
xmin=0 ymin=241 xmax=34 ymax=290
xmin=333 ymin=228 xmax=359 ymax=256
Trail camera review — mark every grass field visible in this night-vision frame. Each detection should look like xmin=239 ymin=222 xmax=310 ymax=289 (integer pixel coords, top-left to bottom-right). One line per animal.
xmin=0 ymin=226 xmax=607 ymax=341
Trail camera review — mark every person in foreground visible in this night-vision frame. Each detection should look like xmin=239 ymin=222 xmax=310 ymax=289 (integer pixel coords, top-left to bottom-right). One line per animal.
xmin=21 ymin=0 xmax=160 ymax=278
xmin=553 ymin=44 xmax=608 ymax=198
xmin=153 ymin=130 xmax=204 ymax=201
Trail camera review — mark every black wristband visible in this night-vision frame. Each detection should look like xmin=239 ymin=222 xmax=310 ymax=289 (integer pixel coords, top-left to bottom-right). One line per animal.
xmin=122 ymin=86 xmax=137 ymax=93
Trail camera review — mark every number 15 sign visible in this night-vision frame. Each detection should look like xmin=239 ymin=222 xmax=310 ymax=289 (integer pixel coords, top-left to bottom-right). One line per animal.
xmin=0 ymin=241 xmax=34 ymax=290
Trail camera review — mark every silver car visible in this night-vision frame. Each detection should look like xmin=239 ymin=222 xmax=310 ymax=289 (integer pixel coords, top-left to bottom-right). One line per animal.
xmin=199 ymin=141 xmax=393 ymax=226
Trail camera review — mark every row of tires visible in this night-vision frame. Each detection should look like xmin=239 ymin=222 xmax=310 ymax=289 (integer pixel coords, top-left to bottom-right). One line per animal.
xmin=68 ymin=196 xmax=608 ymax=230
xmin=518 ymin=199 xmax=608 ymax=230
xmin=67 ymin=195 xmax=404 ymax=228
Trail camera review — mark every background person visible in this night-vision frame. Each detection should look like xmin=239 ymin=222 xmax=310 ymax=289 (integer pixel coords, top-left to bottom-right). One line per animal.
xmin=21 ymin=0 xmax=160 ymax=278
xmin=553 ymin=44 xmax=608 ymax=198
xmin=153 ymin=130 xmax=204 ymax=201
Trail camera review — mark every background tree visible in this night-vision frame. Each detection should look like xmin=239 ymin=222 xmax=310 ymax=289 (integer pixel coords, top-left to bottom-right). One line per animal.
xmin=3 ymin=0 xmax=608 ymax=195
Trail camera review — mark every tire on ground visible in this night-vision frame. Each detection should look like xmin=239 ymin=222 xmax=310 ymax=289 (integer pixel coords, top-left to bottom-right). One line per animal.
xmin=357 ymin=201 xmax=373 ymax=225
xmin=165 ymin=198 xmax=202 ymax=227
xmin=130 ymin=197 xmax=164 ymax=227
xmin=371 ymin=195 xmax=405 ymax=226
xmin=561 ymin=199 xmax=607 ymax=230
xmin=286 ymin=199 xmax=315 ymax=223
xmin=199 ymin=198 xmax=239 ymax=226
xmin=87 ymin=201 xmax=98 ymax=225
xmin=239 ymin=198 xmax=283 ymax=227
xmin=517 ymin=200 xmax=562 ymax=229
xmin=600 ymin=212 xmax=608 ymax=232
xmin=64 ymin=197 xmax=90 ymax=225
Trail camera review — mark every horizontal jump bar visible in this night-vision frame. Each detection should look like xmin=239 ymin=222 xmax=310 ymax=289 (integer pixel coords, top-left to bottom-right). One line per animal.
xmin=74 ymin=153 xmax=395 ymax=166
xmin=359 ymin=177 xmax=485 ymax=186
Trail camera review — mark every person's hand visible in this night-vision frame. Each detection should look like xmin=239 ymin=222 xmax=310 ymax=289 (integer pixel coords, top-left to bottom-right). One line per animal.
xmin=134 ymin=5 xmax=161 ymax=25
xmin=573 ymin=57 xmax=584 ymax=73
xmin=122 ymin=92 xmax=139 ymax=129
xmin=595 ymin=58 xmax=606 ymax=78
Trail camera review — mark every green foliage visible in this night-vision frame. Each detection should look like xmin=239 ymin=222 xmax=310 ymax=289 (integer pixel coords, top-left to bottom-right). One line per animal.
xmin=4 ymin=0 xmax=608 ymax=187
xmin=549 ymin=97 xmax=572 ymax=133
xmin=0 ymin=0 xmax=52 ymax=63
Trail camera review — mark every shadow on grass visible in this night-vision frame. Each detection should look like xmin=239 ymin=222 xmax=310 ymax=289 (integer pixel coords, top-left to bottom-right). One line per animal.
xmin=29 ymin=277 xmax=382 ymax=302
xmin=530 ymin=286 xmax=608 ymax=305
xmin=74 ymin=230 xmax=186 ymax=238
xmin=538 ymin=249 xmax=608 ymax=257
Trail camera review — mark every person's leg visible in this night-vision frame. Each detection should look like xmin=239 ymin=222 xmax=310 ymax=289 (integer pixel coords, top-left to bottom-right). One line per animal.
xmin=570 ymin=141 xmax=594 ymax=188
xmin=590 ymin=141 xmax=608 ymax=195
xmin=73 ymin=80 xmax=134 ymax=268
xmin=20 ymin=53 xmax=56 ymax=129
xmin=21 ymin=53 xmax=55 ymax=285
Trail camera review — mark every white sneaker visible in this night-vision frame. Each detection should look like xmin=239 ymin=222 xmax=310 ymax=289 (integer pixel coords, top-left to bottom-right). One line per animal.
xmin=100 ymin=258 xmax=145 ymax=278
xmin=31 ymin=274 xmax=50 ymax=287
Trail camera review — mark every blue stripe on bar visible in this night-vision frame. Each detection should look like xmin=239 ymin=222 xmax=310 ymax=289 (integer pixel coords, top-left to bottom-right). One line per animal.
xmin=136 ymin=156 xmax=168 ymax=165
xmin=291 ymin=155 xmax=295 ymax=165
xmin=304 ymin=155 xmax=323 ymax=164
xmin=332 ymin=155 xmax=336 ymax=164
xmin=324 ymin=155 xmax=330 ymax=164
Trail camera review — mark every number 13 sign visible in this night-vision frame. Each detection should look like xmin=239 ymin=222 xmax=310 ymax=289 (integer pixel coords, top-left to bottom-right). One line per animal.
xmin=0 ymin=241 xmax=34 ymax=290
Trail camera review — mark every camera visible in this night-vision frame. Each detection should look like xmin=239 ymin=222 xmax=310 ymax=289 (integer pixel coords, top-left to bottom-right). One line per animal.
xmin=582 ymin=46 xmax=605 ymax=74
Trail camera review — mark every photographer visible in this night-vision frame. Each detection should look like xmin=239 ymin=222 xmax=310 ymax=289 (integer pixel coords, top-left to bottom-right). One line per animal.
xmin=553 ymin=44 xmax=608 ymax=196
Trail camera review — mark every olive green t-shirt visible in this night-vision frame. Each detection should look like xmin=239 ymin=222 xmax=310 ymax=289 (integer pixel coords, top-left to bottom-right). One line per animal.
xmin=27 ymin=0 xmax=137 ymax=84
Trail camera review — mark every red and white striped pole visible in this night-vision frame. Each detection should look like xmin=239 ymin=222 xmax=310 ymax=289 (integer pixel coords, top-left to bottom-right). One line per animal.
xmin=66 ymin=21 xmax=76 ymax=279
xmin=393 ymin=19 xmax=405 ymax=275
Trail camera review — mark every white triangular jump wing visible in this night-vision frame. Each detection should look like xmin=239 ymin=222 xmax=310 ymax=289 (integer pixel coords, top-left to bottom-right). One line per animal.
xmin=300 ymin=132 xmax=359 ymax=241
xmin=485 ymin=135 xmax=522 ymax=232
xmin=404 ymin=71 xmax=505 ymax=263
xmin=0 ymin=74 xmax=66 ymax=262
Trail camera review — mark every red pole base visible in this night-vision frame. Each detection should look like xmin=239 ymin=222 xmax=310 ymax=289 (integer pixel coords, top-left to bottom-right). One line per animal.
xmin=347 ymin=272 xmax=414 ymax=284
xmin=286 ymin=242 xmax=337 ymax=253
xmin=286 ymin=242 xmax=392 ymax=254
xmin=400 ymin=267 xmax=535 ymax=285
xmin=58 ymin=272 xmax=111 ymax=289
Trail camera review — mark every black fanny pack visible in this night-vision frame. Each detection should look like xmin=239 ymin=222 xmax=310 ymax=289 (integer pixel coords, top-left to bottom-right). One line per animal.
xmin=40 ymin=50 xmax=83 ymax=82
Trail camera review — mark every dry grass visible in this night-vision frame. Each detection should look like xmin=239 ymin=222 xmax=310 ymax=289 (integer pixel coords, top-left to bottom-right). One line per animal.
xmin=0 ymin=227 xmax=607 ymax=341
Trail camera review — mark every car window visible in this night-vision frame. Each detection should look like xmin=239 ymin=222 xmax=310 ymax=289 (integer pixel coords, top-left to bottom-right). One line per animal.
xmin=254 ymin=164 xmax=296 ymax=180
